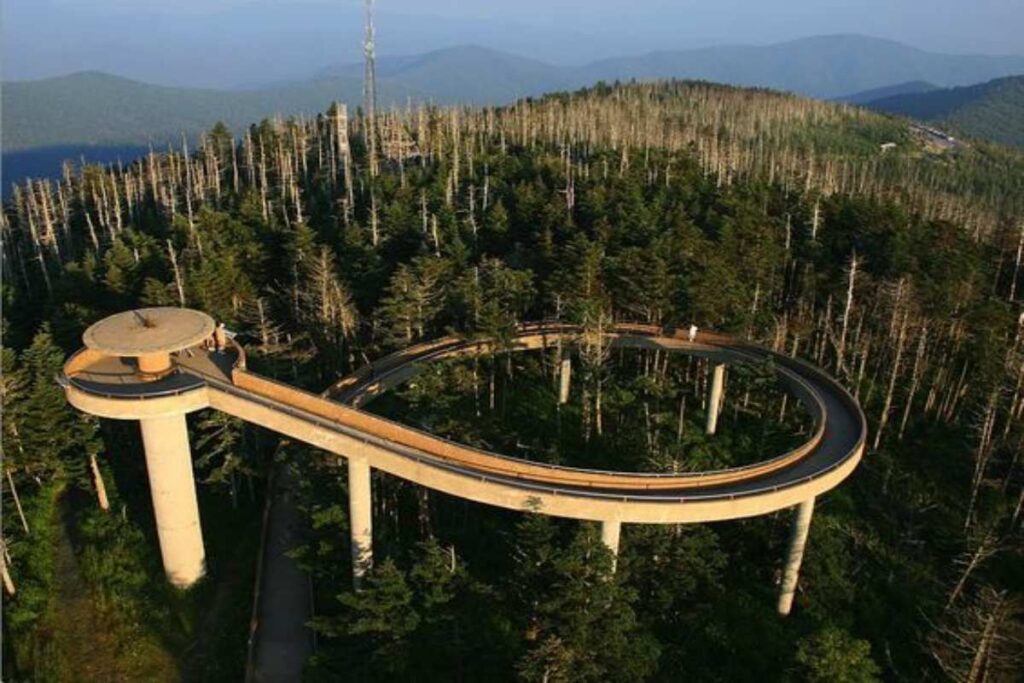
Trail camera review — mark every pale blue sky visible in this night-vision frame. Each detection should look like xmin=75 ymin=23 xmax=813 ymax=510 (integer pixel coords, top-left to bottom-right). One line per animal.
xmin=5 ymin=0 xmax=1022 ymax=87
xmin=30 ymin=0 xmax=1022 ymax=52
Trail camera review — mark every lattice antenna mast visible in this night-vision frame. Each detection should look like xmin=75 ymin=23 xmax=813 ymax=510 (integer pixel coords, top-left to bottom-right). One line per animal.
xmin=363 ymin=0 xmax=379 ymax=177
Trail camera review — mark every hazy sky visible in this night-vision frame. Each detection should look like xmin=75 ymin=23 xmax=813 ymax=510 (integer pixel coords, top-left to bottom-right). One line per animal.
xmin=30 ymin=0 xmax=1021 ymax=54
xmin=5 ymin=0 xmax=1023 ymax=87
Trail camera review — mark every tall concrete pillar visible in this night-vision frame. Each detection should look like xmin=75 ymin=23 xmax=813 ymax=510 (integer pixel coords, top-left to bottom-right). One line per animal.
xmin=706 ymin=363 xmax=726 ymax=435
xmin=601 ymin=519 xmax=621 ymax=572
xmin=777 ymin=497 xmax=815 ymax=616
xmin=558 ymin=354 xmax=572 ymax=405
xmin=348 ymin=457 xmax=373 ymax=588
xmin=140 ymin=414 xmax=205 ymax=588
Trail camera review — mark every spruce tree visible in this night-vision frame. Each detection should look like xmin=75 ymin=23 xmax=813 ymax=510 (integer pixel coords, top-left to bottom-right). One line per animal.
xmin=337 ymin=558 xmax=419 ymax=676
xmin=509 ymin=517 xmax=659 ymax=682
xmin=794 ymin=626 xmax=882 ymax=683
xmin=13 ymin=326 xmax=90 ymax=485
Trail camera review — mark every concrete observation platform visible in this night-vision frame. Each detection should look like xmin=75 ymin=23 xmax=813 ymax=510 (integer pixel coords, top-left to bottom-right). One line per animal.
xmin=66 ymin=308 xmax=238 ymax=587
xmin=82 ymin=307 xmax=215 ymax=379
xmin=62 ymin=311 xmax=866 ymax=620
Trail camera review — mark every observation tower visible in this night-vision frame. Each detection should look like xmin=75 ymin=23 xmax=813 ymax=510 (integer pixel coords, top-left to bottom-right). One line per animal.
xmin=67 ymin=308 xmax=229 ymax=587
xmin=62 ymin=309 xmax=865 ymax=617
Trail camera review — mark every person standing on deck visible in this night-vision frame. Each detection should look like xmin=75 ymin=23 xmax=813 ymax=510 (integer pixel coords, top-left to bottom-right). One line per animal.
xmin=214 ymin=322 xmax=228 ymax=353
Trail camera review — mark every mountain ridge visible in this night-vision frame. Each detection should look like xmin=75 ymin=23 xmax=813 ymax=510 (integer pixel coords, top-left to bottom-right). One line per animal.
xmin=862 ymin=75 xmax=1024 ymax=147
xmin=6 ymin=35 xmax=1024 ymax=183
xmin=569 ymin=34 xmax=1024 ymax=99
xmin=837 ymin=80 xmax=940 ymax=104
xmin=313 ymin=35 xmax=1024 ymax=101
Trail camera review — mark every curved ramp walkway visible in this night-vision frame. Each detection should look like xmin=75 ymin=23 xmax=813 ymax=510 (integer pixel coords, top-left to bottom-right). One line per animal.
xmin=62 ymin=318 xmax=866 ymax=620
xmin=216 ymin=325 xmax=865 ymax=522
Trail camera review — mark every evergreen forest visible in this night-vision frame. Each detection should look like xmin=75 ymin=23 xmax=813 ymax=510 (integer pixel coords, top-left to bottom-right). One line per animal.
xmin=2 ymin=80 xmax=1023 ymax=681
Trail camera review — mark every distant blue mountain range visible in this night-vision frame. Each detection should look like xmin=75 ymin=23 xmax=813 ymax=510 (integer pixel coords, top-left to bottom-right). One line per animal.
xmin=5 ymin=35 xmax=1024 ymax=190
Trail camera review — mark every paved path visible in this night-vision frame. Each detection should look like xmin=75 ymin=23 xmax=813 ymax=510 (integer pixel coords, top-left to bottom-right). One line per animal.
xmin=249 ymin=464 xmax=313 ymax=683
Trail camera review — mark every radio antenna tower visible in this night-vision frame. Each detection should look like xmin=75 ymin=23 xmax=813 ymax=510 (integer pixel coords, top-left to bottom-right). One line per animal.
xmin=363 ymin=0 xmax=379 ymax=177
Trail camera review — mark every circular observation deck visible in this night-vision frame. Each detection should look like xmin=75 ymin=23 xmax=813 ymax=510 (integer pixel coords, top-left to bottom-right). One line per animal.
xmin=83 ymin=307 xmax=215 ymax=379
xmin=64 ymin=308 xmax=241 ymax=419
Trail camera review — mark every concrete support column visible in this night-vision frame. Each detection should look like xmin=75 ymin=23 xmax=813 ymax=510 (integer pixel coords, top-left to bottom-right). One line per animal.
xmin=706 ymin=363 xmax=726 ymax=435
xmin=777 ymin=497 xmax=815 ymax=616
xmin=348 ymin=457 xmax=373 ymax=589
xmin=601 ymin=519 xmax=621 ymax=572
xmin=140 ymin=414 xmax=205 ymax=588
xmin=137 ymin=351 xmax=172 ymax=379
xmin=558 ymin=354 xmax=572 ymax=405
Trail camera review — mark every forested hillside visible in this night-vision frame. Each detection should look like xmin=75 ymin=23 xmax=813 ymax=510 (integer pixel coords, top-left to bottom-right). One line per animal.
xmin=1 ymin=71 xmax=383 ymax=151
xmin=865 ymin=75 xmax=1024 ymax=148
xmin=2 ymin=81 xmax=1023 ymax=681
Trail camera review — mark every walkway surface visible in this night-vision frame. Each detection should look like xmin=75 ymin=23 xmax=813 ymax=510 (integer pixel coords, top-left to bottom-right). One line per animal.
xmin=70 ymin=345 xmax=235 ymax=395
xmin=249 ymin=464 xmax=313 ymax=683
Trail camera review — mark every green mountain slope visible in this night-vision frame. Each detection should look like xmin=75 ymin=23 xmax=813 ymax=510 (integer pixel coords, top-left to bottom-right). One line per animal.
xmin=865 ymin=75 xmax=1024 ymax=147
xmin=2 ymin=71 xmax=397 ymax=151
xmin=3 ymin=48 xmax=561 ymax=153
xmin=837 ymin=80 xmax=939 ymax=104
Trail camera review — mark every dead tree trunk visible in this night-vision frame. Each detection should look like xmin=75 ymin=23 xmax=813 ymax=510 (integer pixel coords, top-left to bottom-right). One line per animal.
xmin=873 ymin=306 xmax=909 ymax=449
xmin=5 ymin=469 xmax=30 ymax=535
xmin=0 ymin=537 xmax=15 ymax=595
xmin=167 ymin=240 xmax=187 ymax=306
xmin=836 ymin=251 xmax=858 ymax=374
xmin=90 ymin=452 xmax=110 ymax=512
